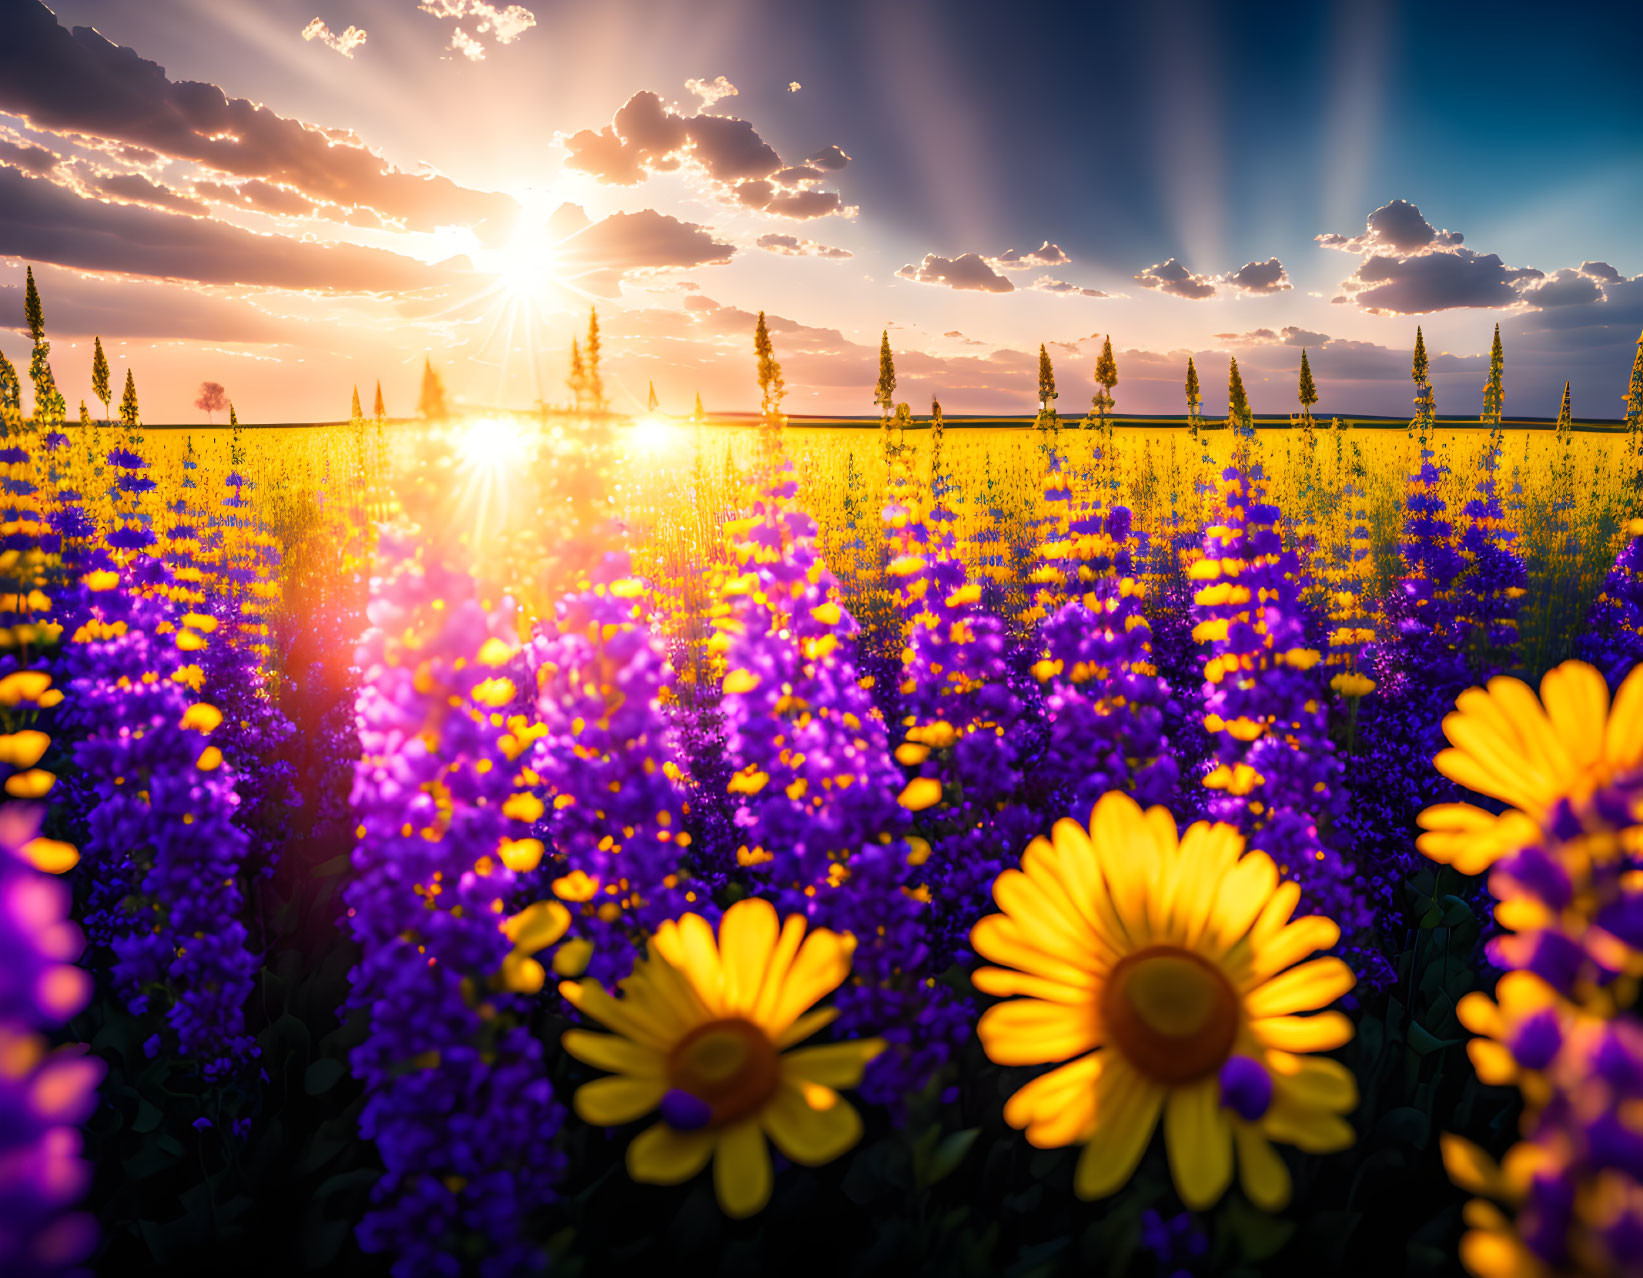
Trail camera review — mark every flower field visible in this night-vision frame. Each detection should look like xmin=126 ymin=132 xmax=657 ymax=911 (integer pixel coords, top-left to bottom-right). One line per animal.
xmin=6 ymin=300 xmax=1643 ymax=1277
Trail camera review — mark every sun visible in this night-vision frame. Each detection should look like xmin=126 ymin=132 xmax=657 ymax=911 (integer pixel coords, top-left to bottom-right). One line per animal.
xmin=492 ymin=222 xmax=562 ymax=312
xmin=627 ymin=415 xmax=680 ymax=456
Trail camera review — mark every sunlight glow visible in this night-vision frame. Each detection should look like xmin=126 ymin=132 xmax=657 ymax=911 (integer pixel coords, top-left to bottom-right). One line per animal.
xmin=627 ymin=415 xmax=681 ymax=456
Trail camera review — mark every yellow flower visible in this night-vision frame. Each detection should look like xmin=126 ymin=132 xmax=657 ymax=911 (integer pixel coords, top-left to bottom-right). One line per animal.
xmin=560 ymin=898 xmax=884 ymax=1218
xmin=1418 ymin=662 xmax=1643 ymax=875
xmin=972 ymin=790 xmax=1356 ymax=1211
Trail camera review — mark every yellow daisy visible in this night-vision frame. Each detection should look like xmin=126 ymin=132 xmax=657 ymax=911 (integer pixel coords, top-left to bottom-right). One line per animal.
xmin=559 ymin=897 xmax=885 ymax=1218
xmin=972 ymin=790 xmax=1356 ymax=1210
xmin=1418 ymin=661 xmax=1643 ymax=876
xmin=1454 ymin=971 xmax=1574 ymax=1107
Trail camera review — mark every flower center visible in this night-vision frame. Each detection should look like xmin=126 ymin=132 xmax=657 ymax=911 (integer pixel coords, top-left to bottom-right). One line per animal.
xmin=666 ymin=1017 xmax=780 ymax=1127
xmin=1101 ymin=946 xmax=1240 ymax=1085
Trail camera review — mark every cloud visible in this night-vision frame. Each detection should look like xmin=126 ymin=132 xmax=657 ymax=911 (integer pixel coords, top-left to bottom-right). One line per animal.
xmin=558 ymin=208 xmax=734 ymax=272
xmin=992 ymin=241 xmax=1070 ymax=270
xmin=0 ymin=135 xmax=60 ymax=175
xmin=561 ymin=88 xmax=852 ymax=219
xmin=1319 ymin=199 xmax=1545 ymax=314
xmin=788 ymin=81 xmax=802 ymax=93
xmin=1520 ymin=267 xmax=1604 ymax=309
xmin=684 ymin=76 xmax=738 ymax=108
xmin=1222 ymin=257 xmax=1291 ymax=294
xmin=192 ymin=178 xmax=315 ymax=217
xmin=1027 ymin=275 xmax=1109 ymax=298
xmin=943 ymin=330 xmax=985 ymax=346
xmin=1339 ymin=248 xmax=1542 ymax=314
xmin=755 ymin=233 xmax=851 ymax=260
xmin=300 ymin=18 xmax=367 ymax=58
xmin=418 ymin=1 xmax=537 ymax=59
xmin=81 ymin=167 xmax=207 ymax=216
xmin=0 ymin=165 xmax=457 ymax=292
xmin=1580 ymin=260 xmax=1622 ymax=284
xmin=1317 ymin=199 xmax=1463 ymax=255
xmin=0 ymin=5 xmax=519 ymax=232
xmin=0 ymin=265 xmax=291 ymax=342
xmin=895 ymin=252 xmax=1013 ymax=293
xmin=1214 ymin=325 xmax=1331 ymax=347
xmin=1134 ymin=257 xmax=1217 ymax=299
xmin=804 ymin=145 xmax=849 ymax=171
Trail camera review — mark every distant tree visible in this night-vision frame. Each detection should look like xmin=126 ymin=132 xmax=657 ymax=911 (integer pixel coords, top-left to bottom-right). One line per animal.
xmin=1482 ymin=323 xmax=1504 ymax=423
xmin=229 ymin=402 xmax=239 ymax=430
xmin=691 ymin=391 xmax=706 ymax=423
xmin=1036 ymin=344 xmax=1059 ymax=437
xmin=372 ymin=379 xmax=386 ymax=424
xmin=647 ymin=380 xmax=659 ymax=413
xmin=1297 ymin=348 xmax=1318 ymax=427
xmin=875 ymin=331 xmax=897 ymax=420
xmin=23 ymin=266 xmax=65 ymax=427
xmin=754 ymin=311 xmax=785 ymax=423
xmin=419 ymin=356 xmax=449 ymax=420
xmin=78 ymin=399 xmax=91 ymax=428
xmin=1555 ymin=380 xmax=1572 ymax=438
xmin=1227 ymin=356 xmax=1253 ymax=437
xmin=585 ymin=307 xmax=605 ymax=413
xmin=1184 ymin=355 xmax=1202 ymax=435
xmin=118 ymin=368 xmax=140 ymax=429
xmin=350 ymin=385 xmax=364 ymax=426
xmin=1410 ymin=326 xmax=1436 ymax=438
xmin=91 ymin=335 xmax=111 ymax=420
xmin=1092 ymin=334 xmax=1118 ymax=427
xmin=567 ymin=340 xmax=586 ymax=411
xmin=195 ymin=381 xmax=228 ymax=424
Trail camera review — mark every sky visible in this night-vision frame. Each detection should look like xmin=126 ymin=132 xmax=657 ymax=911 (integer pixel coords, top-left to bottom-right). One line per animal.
xmin=1 ymin=0 xmax=1640 ymax=423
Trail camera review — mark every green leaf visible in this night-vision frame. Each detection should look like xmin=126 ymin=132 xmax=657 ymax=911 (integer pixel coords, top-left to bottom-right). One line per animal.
xmin=304 ymin=1056 xmax=347 ymax=1096
xmin=925 ymin=1128 xmax=979 ymax=1186
xmin=132 ymin=1096 xmax=164 ymax=1134
xmin=1406 ymin=1020 xmax=1460 ymax=1055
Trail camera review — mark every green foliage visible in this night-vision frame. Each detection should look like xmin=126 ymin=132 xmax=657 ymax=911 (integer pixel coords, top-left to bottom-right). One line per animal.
xmin=119 ymin=366 xmax=141 ymax=431
xmin=1410 ymin=327 xmax=1436 ymax=439
xmin=1481 ymin=323 xmax=1504 ymax=423
xmin=23 ymin=265 xmax=65 ymax=427
xmin=1298 ymin=348 xmax=1318 ymax=417
xmin=92 ymin=334 xmax=111 ymax=417
xmin=876 ymin=331 xmax=898 ymax=418
xmin=1185 ymin=356 xmax=1202 ymax=437
xmin=1226 ymin=356 xmax=1253 ymax=437
xmin=754 ymin=311 xmax=785 ymax=423
xmin=79 ymin=398 xmax=92 ymax=428
xmin=1555 ymin=380 xmax=1572 ymax=438
xmin=0 ymin=347 xmax=17 ymax=416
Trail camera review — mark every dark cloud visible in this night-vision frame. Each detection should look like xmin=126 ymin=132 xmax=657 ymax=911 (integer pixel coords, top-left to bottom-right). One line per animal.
xmin=192 ymin=178 xmax=316 ymax=217
xmin=558 ymin=208 xmax=733 ymax=272
xmin=993 ymin=241 xmax=1070 ymax=270
xmin=1340 ymin=248 xmax=1542 ymax=314
xmin=1222 ymin=257 xmax=1291 ymax=294
xmin=0 ymin=3 xmax=518 ymax=232
xmin=804 ymin=145 xmax=850 ymax=171
xmin=755 ymin=233 xmax=851 ymax=259
xmin=0 ymin=265 xmax=290 ymax=342
xmin=1580 ymin=261 xmax=1622 ymax=284
xmin=1027 ymin=275 xmax=1109 ymax=298
xmin=0 ymin=136 xmax=60 ymax=175
xmin=1215 ymin=325 xmax=1331 ymax=347
xmin=1521 ymin=268 xmax=1605 ymax=309
xmin=561 ymin=89 xmax=851 ymax=219
xmin=0 ymin=166 xmax=456 ymax=292
xmin=1133 ymin=257 xmax=1217 ymax=299
xmin=1317 ymin=199 xmax=1463 ymax=255
xmin=896 ymin=252 xmax=1014 ymax=293
xmin=83 ymin=168 xmax=206 ymax=216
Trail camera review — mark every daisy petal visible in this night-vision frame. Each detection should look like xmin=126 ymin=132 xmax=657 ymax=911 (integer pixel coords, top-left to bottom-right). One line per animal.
xmin=761 ymin=1081 xmax=863 ymax=1166
xmin=1073 ymin=1059 xmax=1163 ymax=1200
xmin=573 ymin=1074 xmax=666 ymax=1126
xmin=628 ymin=1122 xmax=714 ymax=1185
xmin=1165 ymin=1079 xmax=1233 ymax=1210
xmin=713 ymin=1119 xmax=773 ymax=1219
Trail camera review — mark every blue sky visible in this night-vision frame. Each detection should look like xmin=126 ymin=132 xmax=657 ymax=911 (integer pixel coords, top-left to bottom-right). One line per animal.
xmin=0 ymin=0 xmax=1638 ymax=421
